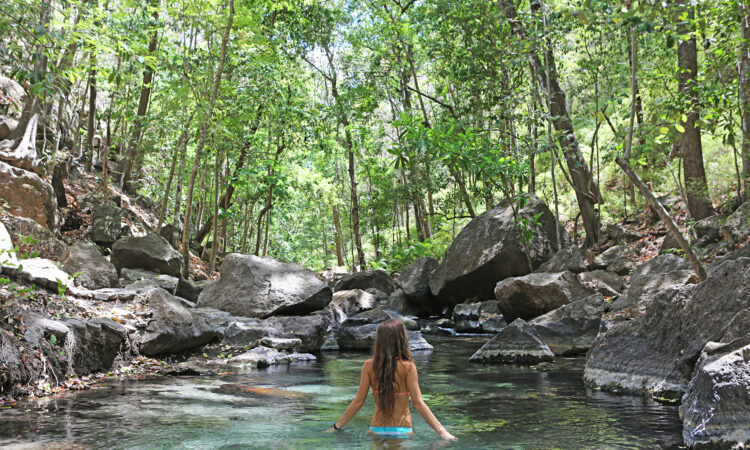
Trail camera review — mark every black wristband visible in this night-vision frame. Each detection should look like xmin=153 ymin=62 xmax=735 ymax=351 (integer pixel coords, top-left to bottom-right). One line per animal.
xmin=332 ymin=423 xmax=340 ymax=430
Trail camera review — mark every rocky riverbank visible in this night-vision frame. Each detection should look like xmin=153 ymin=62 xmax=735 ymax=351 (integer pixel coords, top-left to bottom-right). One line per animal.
xmin=1 ymin=162 xmax=749 ymax=447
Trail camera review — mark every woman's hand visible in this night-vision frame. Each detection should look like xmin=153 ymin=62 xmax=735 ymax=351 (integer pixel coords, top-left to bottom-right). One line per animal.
xmin=440 ymin=430 xmax=457 ymax=441
xmin=325 ymin=427 xmax=337 ymax=433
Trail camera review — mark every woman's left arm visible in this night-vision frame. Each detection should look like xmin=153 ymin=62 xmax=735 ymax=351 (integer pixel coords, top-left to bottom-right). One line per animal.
xmin=327 ymin=360 xmax=371 ymax=431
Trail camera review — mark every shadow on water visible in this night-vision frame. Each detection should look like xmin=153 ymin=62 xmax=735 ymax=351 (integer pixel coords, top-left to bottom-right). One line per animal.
xmin=0 ymin=336 xmax=683 ymax=449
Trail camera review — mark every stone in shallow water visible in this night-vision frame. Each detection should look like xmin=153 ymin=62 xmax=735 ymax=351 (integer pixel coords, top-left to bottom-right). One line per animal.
xmin=227 ymin=346 xmax=317 ymax=368
xmin=261 ymin=337 xmax=302 ymax=351
xmin=335 ymin=323 xmax=432 ymax=351
xmin=469 ymin=319 xmax=554 ymax=364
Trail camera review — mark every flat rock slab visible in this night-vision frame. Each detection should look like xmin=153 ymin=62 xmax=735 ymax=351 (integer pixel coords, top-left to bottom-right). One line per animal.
xmin=4 ymin=257 xmax=73 ymax=291
xmin=121 ymin=268 xmax=178 ymax=294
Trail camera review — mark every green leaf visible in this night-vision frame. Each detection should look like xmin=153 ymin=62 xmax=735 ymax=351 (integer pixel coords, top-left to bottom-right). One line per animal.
xmin=659 ymin=127 xmax=669 ymax=135
xmin=675 ymin=124 xmax=685 ymax=133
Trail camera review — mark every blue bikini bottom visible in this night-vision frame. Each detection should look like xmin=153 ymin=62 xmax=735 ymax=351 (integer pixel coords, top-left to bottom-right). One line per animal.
xmin=369 ymin=426 xmax=413 ymax=437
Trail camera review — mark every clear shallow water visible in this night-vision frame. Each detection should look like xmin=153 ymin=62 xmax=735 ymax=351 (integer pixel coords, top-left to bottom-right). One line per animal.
xmin=0 ymin=336 xmax=683 ymax=449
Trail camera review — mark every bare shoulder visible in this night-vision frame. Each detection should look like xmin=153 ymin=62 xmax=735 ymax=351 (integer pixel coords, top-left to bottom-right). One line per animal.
xmin=399 ymin=359 xmax=417 ymax=372
xmin=363 ymin=358 xmax=374 ymax=369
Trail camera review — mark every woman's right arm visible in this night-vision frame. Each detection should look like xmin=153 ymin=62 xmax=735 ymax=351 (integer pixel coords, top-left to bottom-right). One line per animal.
xmin=406 ymin=362 xmax=457 ymax=441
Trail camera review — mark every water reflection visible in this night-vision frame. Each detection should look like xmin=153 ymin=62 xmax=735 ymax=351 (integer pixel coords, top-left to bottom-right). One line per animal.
xmin=0 ymin=336 xmax=683 ymax=448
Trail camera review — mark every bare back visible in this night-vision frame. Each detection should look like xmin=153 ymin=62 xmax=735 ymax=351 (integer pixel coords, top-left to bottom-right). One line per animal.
xmin=364 ymin=358 xmax=414 ymax=428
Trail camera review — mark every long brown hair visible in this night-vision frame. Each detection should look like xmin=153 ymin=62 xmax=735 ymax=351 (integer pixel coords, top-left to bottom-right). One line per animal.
xmin=372 ymin=319 xmax=413 ymax=416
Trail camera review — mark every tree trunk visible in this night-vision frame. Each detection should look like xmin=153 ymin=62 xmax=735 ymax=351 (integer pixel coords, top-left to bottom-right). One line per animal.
xmin=332 ymin=204 xmax=345 ymax=267
xmin=209 ymin=149 xmax=221 ymax=272
xmin=85 ymin=58 xmax=97 ymax=173
xmin=499 ymin=0 xmax=601 ymax=247
xmin=180 ymin=0 xmax=234 ymax=278
xmin=676 ymin=0 xmax=714 ymax=219
xmin=739 ymin=0 xmax=750 ymax=200
xmin=119 ymin=0 xmax=159 ymax=187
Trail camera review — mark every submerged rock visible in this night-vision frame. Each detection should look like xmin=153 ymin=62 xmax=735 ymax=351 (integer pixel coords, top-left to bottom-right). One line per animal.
xmin=495 ymin=271 xmax=595 ymax=322
xmin=583 ymin=257 xmax=750 ymax=401
xmin=60 ymin=242 xmax=118 ymax=290
xmin=197 ymin=254 xmax=332 ymax=319
xmin=112 ymin=233 xmax=183 ymax=278
xmin=334 ymin=270 xmax=396 ymax=295
xmin=227 ymin=346 xmax=316 ymax=368
xmin=469 ymin=319 xmax=554 ymax=364
xmin=429 ymin=195 xmax=568 ymax=305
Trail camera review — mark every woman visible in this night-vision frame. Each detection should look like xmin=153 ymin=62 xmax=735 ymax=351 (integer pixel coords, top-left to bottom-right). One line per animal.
xmin=327 ymin=319 xmax=457 ymax=441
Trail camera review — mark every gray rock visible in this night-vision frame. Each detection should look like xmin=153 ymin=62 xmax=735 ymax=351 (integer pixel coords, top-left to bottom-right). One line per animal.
xmin=495 ymin=271 xmax=595 ymax=322
xmin=694 ymin=215 xmax=724 ymax=243
xmin=385 ymin=289 xmax=418 ymax=316
xmin=260 ymin=337 xmax=302 ymax=351
xmin=659 ymin=232 xmax=680 ymax=253
xmin=479 ymin=316 xmax=507 ymax=333
xmin=158 ymin=223 xmax=182 ymax=249
xmin=454 ymin=320 xmax=481 ymax=333
xmin=394 ymin=257 xmax=440 ymax=315
xmin=197 ymin=254 xmax=331 ymax=319
xmin=112 ymin=232 xmax=183 ymax=278
xmin=336 ymin=323 xmax=432 ymax=351
xmin=65 ymin=318 xmax=128 ymax=375
xmin=60 ymin=242 xmax=118 ymax=290
xmin=0 ymin=332 xmax=29 ymax=393
xmin=591 ymin=245 xmax=637 ymax=275
xmin=527 ymin=293 xmax=607 ymax=355
xmin=221 ymin=313 xmax=330 ymax=352
xmin=138 ymin=288 xmax=219 ymax=356
xmin=452 ymin=302 xmax=481 ymax=322
xmin=0 ymin=161 xmax=59 ymax=230
xmin=121 ymin=268 xmax=178 ymax=294
xmin=609 ymin=254 xmax=693 ymax=314
xmin=583 ymin=258 xmax=750 ymax=401
xmin=227 ymin=346 xmax=316 ymax=368
xmin=6 ymin=257 xmax=74 ymax=291
xmin=365 ymin=288 xmax=389 ymax=304
xmin=720 ymin=200 xmax=750 ymax=245
xmin=535 ymin=246 xmax=587 ymax=274
xmin=578 ymin=270 xmax=624 ymax=298
xmin=334 ymin=270 xmax=396 ymax=295
xmin=319 ymin=266 xmax=349 ymax=284
xmin=176 ymin=277 xmax=211 ymax=303
xmin=429 ymin=195 xmax=569 ymax=305
xmin=342 ymin=308 xmax=391 ymax=326
xmin=320 ymin=333 xmax=340 ymax=351
xmin=680 ymin=338 xmax=750 ymax=448
xmin=469 ymin=319 xmax=555 ymax=364
xmin=329 ymin=289 xmax=376 ymax=323
xmin=90 ymin=204 xmax=122 ymax=246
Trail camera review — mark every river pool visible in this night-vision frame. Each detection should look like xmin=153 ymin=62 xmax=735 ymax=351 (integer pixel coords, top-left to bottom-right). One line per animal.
xmin=0 ymin=336 xmax=683 ymax=449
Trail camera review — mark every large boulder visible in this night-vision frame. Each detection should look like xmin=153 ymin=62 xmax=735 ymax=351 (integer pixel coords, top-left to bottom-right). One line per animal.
xmin=111 ymin=232 xmax=182 ymax=278
xmin=469 ymin=319 xmax=554 ymax=364
xmin=0 ymin=161 xmax=59 ymax=231
xmin=139 ymin=288 xmax=219 ymax=356
xmin=680 ymin=338 xmax=750 ymax=448
xmin=720 ymin=200 xmax=750 ymax=246
xmin=60 ymin=242 xmax=118 ymax=290
xmin=0 ymin=332 xmax=30 ymax=394
xmin=176 ymin=277 xmax=212 ymax=303
xmin=197 ymin=254 xmax=332 ymax=318
xmin=535 ymin=246 xmax=587 ymax=274
xmin=90 ymin=204 xmax=122 ymax=246
xmin=525 ymin=293 xmax=607 ymax=355
xmin=429 ymin=195 xmax=568 ymax=305
xmin=328 ymin=289 xmax=376 ymax=323
xmin=583 ymin=257 xmax=750 ymax=401
xmin=578 ymin=270 xmax=624 ymax=298
xmin=608 ymin=254 xmax=693 ymax=314
xmin=334 ymin=270 xmax=396 ymax=295
xmin=394 ymin=257 xmax=440 ymax=315
xmin=494 ymin=271 xmax=595 ymax=322
xmin=335 ymin=323 xmax=433 ymax=351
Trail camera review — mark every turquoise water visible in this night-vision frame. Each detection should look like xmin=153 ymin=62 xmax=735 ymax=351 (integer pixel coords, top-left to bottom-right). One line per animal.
xmin=0 ymin=336 xmax=683 ymax=449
